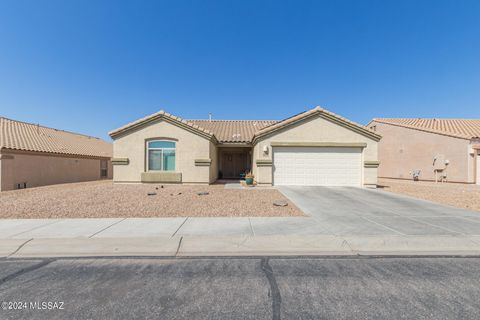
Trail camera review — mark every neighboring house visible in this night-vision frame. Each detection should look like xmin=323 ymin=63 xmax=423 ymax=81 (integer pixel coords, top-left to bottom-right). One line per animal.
xmin=368 ymin=118 xmax=480 ymax=184
xmin=0 ymin=117 xmax=113 ymax=191
xmin=109 ymin=106 xmax=381 ymax=187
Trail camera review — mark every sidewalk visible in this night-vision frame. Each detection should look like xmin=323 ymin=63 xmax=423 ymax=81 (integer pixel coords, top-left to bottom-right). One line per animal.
xmin=0 ymin=217 xmax=318 ymax=239
xmin=1 ymin=218 xmax=480 ymax=257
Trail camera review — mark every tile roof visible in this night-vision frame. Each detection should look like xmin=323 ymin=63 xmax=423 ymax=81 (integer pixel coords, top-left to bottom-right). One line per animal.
xmin=0 ymin=117 xmax=112 ymax=158
xmin=187 ymin=120 xmax=277 ymax=143
xmin=109 ymin=106 xmax=380 ymax=143
xmin=372 ymin=118 xmax=480 ymax=140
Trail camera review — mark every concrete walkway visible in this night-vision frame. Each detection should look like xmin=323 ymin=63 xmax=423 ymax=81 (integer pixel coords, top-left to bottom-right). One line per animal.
xmin=1 ymin=186 xmax=480 ymax=257
xmin=0 ymin=217 xmax=317 ymax=239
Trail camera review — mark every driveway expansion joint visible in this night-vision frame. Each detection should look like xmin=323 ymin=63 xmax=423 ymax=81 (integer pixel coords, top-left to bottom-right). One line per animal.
xmin=89 ymin=218 xmax=127 ymax=238
xmin=9 ymin=220 xmax=62 ymax=238
xmin=171 ymin=218 xmax=189 ymax=238
xmin=405 ymin=216 xmax=464 ymax=235
xmin=358 ymin=216 xmax=407 ymax=236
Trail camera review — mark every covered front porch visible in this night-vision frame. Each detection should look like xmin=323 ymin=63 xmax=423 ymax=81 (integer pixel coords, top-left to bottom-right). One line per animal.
xmin=217 ymin=146 xmax=253 ymax=179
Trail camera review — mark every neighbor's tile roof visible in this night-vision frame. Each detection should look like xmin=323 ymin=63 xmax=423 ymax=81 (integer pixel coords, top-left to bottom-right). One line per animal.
xmin=0 ymin=117 xmax=112 ymax=158
xmin=187 ymin=120 xmax=277 ymax=143
xmin=372 ymin=118 xmax=480 ymax=140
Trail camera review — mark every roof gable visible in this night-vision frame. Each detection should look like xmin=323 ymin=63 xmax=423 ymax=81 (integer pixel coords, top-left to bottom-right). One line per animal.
xmin=371 ymin=118 xmax=480 ymax=140
xmin=109 ymin=110 xmax=217 ymax=142
xmin=253 ymin=106 xmax=381 ymax=143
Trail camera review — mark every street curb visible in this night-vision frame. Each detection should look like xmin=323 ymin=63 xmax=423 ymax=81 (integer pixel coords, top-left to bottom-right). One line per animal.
xmin=8 ymin=237 xmax=180 ymax=258
xmin=3 ymin=235 xmax=480 ymax=258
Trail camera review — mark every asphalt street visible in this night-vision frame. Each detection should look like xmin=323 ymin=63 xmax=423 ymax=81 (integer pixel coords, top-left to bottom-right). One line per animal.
xmin=1 ymin=256 xmax=480 ymax=320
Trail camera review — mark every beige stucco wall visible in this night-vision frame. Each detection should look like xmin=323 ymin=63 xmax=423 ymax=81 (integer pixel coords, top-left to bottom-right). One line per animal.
xmin=112 ymin=119 xmax=214 ymax=184
xmin=0 ymin=158 xmax=3 ymax=191
xmin=371 ymin=121 xmax=472 ymax=183
xmin=476 ymin=150 xmax=480 ymax=185
xmin=209 ymin=141 xmax=218 ymax=183
xmin=0 ymin=150 xmax=112 ymax=191
xmin=252 ymin=115 xmax=379 ymax=187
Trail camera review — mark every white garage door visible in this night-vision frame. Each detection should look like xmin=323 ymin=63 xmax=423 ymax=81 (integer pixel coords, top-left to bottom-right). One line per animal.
xmin=273 ymin=147 xmax=362 ymax=186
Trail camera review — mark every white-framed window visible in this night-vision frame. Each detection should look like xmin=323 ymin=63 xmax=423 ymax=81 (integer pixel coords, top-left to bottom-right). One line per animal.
xmin=147 ymin=140 xmax=176 ymax=171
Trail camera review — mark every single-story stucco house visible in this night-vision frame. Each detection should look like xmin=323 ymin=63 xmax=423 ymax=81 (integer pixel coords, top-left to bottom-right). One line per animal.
xmin=0 ymin=117 xmax=113 ymax=191
xmin=368 ymin=118 xmax=480 ymax=184
xmin=109 ymin=106 xmax=381 ymax=187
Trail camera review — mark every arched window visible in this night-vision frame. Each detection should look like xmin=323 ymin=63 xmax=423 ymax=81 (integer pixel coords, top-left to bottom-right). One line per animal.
xmin=147 ymin=140 xmax=176 ymax=171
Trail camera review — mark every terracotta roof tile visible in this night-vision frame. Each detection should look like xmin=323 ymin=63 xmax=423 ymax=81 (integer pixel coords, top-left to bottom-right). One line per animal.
xmin=187 ymin=120 xmax=277 ymax=143
xmin=110 ymin=106 xmax=379 ymax=144
xmin=372 ymin=118 xmax=480 ymax=139
xmin=0 ymin=117 xmax=112 ymax=158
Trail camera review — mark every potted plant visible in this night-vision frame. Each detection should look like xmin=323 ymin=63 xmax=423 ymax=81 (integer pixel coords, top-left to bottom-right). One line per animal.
xmin=245 ymin=172 xmax=254 ymax=185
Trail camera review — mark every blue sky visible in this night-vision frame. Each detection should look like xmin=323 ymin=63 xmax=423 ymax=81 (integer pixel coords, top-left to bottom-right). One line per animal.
xmin=0 ymin=0 xmax=479 ymax=140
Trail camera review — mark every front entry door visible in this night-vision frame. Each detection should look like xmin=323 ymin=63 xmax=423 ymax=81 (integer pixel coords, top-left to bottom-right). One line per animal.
xmin=222 ymin=152 xmax=247 ymax=179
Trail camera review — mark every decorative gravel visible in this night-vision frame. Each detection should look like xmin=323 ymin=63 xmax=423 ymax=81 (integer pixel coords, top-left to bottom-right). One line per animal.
xmin=378 ymin=178 xmax=480 ymax=212
xmin=0 ymin=180 xmax=304 ymax=218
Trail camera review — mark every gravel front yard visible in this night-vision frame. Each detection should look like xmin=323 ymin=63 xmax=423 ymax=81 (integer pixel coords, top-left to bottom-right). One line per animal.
xmin=378 ymin=178 xmax=480 ymax=212
xmin=0 ymin=181 xmax=304 ymax=218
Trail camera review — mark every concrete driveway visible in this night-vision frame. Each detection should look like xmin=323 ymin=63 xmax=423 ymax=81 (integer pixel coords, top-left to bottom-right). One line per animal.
xmin=279 ymin=186 xmax=480 ymax=236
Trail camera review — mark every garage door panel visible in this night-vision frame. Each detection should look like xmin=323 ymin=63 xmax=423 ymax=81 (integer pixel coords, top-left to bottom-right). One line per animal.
xmin=273 ymin=147 xmax=361 ymax=186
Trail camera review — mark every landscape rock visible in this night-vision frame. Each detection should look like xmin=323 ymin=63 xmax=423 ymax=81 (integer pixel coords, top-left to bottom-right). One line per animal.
xmin=273 ymin=200 xmax=288 ymax=207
